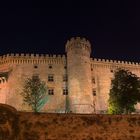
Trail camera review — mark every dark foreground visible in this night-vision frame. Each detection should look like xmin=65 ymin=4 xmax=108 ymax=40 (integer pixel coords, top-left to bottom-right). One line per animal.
xmin=0 ymin=104 xmax=140 ymax=140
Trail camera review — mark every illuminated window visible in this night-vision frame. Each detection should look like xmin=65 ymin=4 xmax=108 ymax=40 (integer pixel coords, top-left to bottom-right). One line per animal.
xmin=48 ymin=88 xmax=54 ymax=95
xmin=63 ymin=88 xmax=68 ymax=95
xmin=92 ymin=90 xmax=96 ymax=96
xmin=48 ymin=74 xmax=54 ymax=82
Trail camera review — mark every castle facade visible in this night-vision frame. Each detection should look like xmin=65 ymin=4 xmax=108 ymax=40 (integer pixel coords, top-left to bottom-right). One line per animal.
xmin=0 ymin=37 xmax=140 ymax=113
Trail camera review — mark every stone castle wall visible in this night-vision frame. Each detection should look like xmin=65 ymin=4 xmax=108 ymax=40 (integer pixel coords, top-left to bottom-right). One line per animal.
xmin=0 ymin=37 xmax=140 ymax=113
xmin=91 ymin=58 xmax=140 ymax=112
xmin=0 ymin=54 xmax=67 ymax=112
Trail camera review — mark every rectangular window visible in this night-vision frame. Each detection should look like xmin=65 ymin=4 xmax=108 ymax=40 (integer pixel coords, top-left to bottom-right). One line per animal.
xmin=63 ymin=74 xmax=68 ymax=82
xmin=48 ymin=74 xmax=54 ymax=82
xmin=92 ymin=90 xmax=96 ymax=96
xmin=32 ymin=74 xmax=39 ymax=79
xmin=49 ymin=65 xmax=52 ymax=69
xmin=63 ymin=88 xmax=68 ymax=95
xmin=92 ymin=77 xmax=95 ymax=84
xmin=110 ymin=69 xmax=114 ymax=73
xmin=48 ymin=88 xmax=54 ymax=95
xmin=34 ymin=65 xmax=38 ymax=69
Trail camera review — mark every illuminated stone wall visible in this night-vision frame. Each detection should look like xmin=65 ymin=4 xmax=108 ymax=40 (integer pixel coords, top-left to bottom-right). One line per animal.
xmin=91 ymin=58 xmax=140 ymax=112
xmin=66 ymin=37 xmax=93 ymax=113
xmin=0 ymin=37 xmax=140 ymax=113
xmin=0 ymin=54 xmax=67 ymax=112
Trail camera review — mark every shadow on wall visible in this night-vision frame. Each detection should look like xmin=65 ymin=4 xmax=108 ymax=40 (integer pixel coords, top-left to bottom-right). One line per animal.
xmin=0 ymin=103 xmax=19 ymax=140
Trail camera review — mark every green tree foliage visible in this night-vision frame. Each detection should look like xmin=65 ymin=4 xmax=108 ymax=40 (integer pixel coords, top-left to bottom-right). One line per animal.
xmin=108 ymin=69 xmax=140 ymax=114
xmin=21 ymin=76 xmax=47 ymax=112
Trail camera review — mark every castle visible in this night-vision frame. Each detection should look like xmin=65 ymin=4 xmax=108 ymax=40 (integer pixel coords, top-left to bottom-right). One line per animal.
xmin=0 ymin=37 xmax=140 ymax=113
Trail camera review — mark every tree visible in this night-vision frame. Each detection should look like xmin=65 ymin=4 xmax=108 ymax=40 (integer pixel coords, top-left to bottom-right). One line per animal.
xmin=108 ymin=69 xmax=140 ymax=114
xmin=21 ymin=76 xmax=47 ymax=112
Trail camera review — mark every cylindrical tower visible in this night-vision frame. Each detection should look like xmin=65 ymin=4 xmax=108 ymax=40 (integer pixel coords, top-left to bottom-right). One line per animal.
xmin=66 ymin=37 xmax=93 ymax=113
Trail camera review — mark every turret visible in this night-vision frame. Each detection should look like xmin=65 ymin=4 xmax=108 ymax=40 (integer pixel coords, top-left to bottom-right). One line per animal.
xmin=66 ymin=37 xmax=93 ymax=113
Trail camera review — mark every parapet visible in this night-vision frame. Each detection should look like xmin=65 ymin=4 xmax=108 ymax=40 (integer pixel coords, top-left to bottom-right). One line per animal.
xmin=0 ymin=53 xmax=66 ymax=65
xmin=92 ymin=58 xmax=140 ymax=66
xmin=65 ymin=37 xmax=91 ymax=53
xmin=0 ymin=53 xmax=65 ymax=58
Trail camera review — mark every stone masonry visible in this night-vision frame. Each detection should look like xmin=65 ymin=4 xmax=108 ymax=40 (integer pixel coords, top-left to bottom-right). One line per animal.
xmin=0 ymin=37 xmax=140 ymax=113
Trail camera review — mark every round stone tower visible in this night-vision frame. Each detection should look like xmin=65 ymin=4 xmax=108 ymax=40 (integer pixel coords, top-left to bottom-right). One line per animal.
xmin=66 ymin=37 xmax=93 ymax=113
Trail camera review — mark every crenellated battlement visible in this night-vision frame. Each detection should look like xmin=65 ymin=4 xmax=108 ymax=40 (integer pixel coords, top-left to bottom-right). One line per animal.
xmin=0 ymin=52 xmax=139 ymax=67
xmin=0 ymin=53 xmax=66 ymax=65
xmin=66 ymin=37 xmax=90 ymax=45
xmin=0 ymin=53 xmax=66 ymax=58
xmin=92 ymin=58 xmax=140 ymax=66
xmin=65 ymin=37 xmax=91 ymax=53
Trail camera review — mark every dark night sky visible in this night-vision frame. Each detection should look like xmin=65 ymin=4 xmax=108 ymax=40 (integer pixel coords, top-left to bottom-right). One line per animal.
xmin=0 ymin=1 xmax=140 ymax=62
